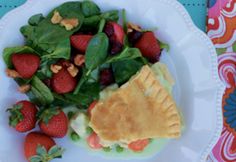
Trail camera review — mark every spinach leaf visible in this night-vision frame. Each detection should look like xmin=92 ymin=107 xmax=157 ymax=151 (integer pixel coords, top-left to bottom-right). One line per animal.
xmin=28 ymin=14 xmax=44 ymax=26
xmin=36 ymin=59 xmax=58 ymax=80
xmin=2 ymin=46 xmax=39 ymax=68
xmin=83 ymin=10 xmax=119 ymax=27
xmin=20 ymin=19 xmax=73 ymax=60
xmin=53 ymin=87 xmax=98 ymax=109
xmin=80 ymin=82 xmax=100 ymax=100
xmin=28 ymin=86 xmax=47 ymax=106
xmin=112 ymin=59 xmax=144 ymax=84
xmin=30 ymin=76 xmax=54 ymax=106
xmin=81 ymin=1 xmax=100 ymax=17
xmin=47 ymin=2 xmax=84 ymax=25
xmin=21 ymin=2 xmax=84 ymax=61
xmin=85 ymin=33 xmax=109 ymax=71
xmin=106 ymin=47 xmax=143 ymax=64
xmin=97 ymin=19 xmax=106 ymax=33
xmin=41 ymin=38 xmax=71 ymax=60
xmin=73 ymin=68 xmax=90 ymax=94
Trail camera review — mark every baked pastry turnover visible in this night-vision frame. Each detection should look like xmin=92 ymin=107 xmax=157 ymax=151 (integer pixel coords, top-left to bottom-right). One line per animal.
xmin=89 ymin=65 xmax=181 ymax=144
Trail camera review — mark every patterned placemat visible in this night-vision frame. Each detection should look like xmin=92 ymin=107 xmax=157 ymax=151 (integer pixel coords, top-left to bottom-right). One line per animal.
xmin=207 ymin=0 xmax=236 ymax=161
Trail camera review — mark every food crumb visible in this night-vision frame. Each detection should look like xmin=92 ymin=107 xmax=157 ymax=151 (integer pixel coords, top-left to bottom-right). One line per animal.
xmin=60 ymin=18 xmax=79 ymax=31
xmin=18 ymin=84 xmax=31 ymax=93
xmin=5 ymin=69 xmax=21 ymax=78
xmin=51 ymin=10 xmax=63 ymax=24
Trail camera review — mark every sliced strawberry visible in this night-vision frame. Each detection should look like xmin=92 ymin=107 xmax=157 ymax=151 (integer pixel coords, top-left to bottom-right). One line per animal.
xmin=135 ymin=32 xmax=161 ymax=62
xmin=11 ymin=53 xmax=40 ymax=79
xmin=104 ymin=22 xmax=125 ymax=55
xmin=87 ymin=132 xmax=103 ymax=149
xmin=70 ymin=35 xmax=93 ymax=53
xmin=128 ymin=139 xmax=149 ymax=152
xmin=51 ymin=68 xmax=77 ymax=94
xmin=87 ymin=101 xmax=98 ymax=117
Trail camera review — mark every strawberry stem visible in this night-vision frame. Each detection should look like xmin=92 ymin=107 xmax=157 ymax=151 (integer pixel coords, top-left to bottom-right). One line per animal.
xmin=7 ymin=104 xmax=23 ymax=127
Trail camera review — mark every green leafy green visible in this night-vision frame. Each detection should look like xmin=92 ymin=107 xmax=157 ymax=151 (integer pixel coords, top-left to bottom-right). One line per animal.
xmin=81 ymin=1 xmax=100 ymax=17
xmin=112 ymin=59 xmax=144 ymax=84
xmin=122 ymin=9 xmax=127 ymax=32
xmin=106 ymin=47 xmax=143 ymax=64
xmin=97 ymin=19 xmax=106 ymax=33
xmin=21 ymin=3 xmax=84 ymax=61
xmin=28 ymin=86 xmax=47 ymax=106
xmin=47 ymin=2 xmax=84 ymax=24
xmin=54 ymin=81 xmax=99 ymax=108
xmin=29 ymin=76 xmax=54 ymax=106
xmin=53 ymin=88 xmax=99 ymax=109
xmin=28 ymin=14 xmax=44 ymax=26
xmin=2 ymin=46 xmax=39 ymax=68
xmin=73 ymin=68 xmax=90 ymax=94
xmin=85 ymin=33 xmax=109 ymax=71
xmin=83 ymin=10 xmax=119 ymax=27
xmin=36 ymin=59 xmax=58 ymax=80
xmin=159 ymin=40 xmax=170 ymax=52
xmin=41 ymin=38 xmax=71 ymax=60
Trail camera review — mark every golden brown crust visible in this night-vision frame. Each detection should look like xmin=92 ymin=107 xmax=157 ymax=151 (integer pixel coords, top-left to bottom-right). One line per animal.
xmin=89 ymin=65 xmax=181 ymax=143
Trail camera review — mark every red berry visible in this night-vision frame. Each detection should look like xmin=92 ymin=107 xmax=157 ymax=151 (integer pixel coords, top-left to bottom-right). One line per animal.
xmin=51 ymin=68 xmax=77 ymax=94
xmin=70 ymin=35 xmax=93 ymax=53
xmin=39 ymin=109 xmax=68 ymax=138
xmin=128 ymin=139 xmax=149 ymax=152
xmin=87 ymin=132 xmax=103 ymax=149
xmin=87 ymin=101 xmax=98 ymax=117
xmin=99 ymin=68 xmax=114 ymax=86
xmin=135 ymin=32 xmax=161 ymax=62
xmin=104 ymin=22 xmax=125 ymax=55
xmin=24 ymin=132 xmax=63 ymax=161
xmin=11 ymin=53 xmax=40 ymax=79
xmin=8 ymin=100 xmax=38 ymax=133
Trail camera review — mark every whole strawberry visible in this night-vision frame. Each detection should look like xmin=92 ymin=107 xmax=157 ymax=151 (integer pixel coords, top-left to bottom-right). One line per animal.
xmin=24 ymin=132 xmax=64 ymax=162
xmin=7 ymin=100 xmax=38 ymax=132
xmin=39 ymin=108 xmax=68 ymax=138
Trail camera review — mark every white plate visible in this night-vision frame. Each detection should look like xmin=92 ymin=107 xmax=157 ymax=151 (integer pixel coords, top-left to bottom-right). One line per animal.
xmin=0 ymin=0 xmax=225 ymax=162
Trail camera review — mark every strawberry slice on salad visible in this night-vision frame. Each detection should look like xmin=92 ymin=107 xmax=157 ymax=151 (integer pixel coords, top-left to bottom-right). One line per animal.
xmin=51 ymin=68 xmax=77 ymax=94
xmin=135 ymin=31 xmax=161 ymax=63
xmin=70 ymin=35 xmax=93 ymax=53
xmin=7 ymin=100 xmax=38 ymax=133
xmin=11 ymin=53 xmax=40 ymax=79
xmin=104 ymin=22 xmax=125 ymax=55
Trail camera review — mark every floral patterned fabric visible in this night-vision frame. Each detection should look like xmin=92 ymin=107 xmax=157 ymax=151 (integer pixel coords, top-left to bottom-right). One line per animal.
xmin=207 ymin=0 xmax=236 ymax=161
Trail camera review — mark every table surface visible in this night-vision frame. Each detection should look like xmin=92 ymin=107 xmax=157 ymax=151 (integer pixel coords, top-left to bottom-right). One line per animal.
xmin=0 ymin=0 xmax=207 ymax=31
